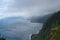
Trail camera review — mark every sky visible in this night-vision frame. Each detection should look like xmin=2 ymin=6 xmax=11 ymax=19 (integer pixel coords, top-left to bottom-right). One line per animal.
xmin=0 ymin=0 xmax=60 ymax=19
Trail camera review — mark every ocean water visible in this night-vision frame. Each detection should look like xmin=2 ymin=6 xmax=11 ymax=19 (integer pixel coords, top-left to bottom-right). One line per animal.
xmin=0 ymin=18 xmax=43 ymax=40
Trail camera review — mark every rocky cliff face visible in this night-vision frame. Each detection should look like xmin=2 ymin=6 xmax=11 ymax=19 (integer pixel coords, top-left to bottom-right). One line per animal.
xmin=31 ymin=11 xmax=60 ymax=40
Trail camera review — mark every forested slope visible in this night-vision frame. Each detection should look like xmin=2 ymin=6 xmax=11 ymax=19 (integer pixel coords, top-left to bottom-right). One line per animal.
xmin=31 ymin=11 xmax=60 ymax=40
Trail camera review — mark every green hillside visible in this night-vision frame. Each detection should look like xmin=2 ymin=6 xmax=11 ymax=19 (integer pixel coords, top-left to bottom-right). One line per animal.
xmin=31 ymin=11 xmax=60 ymax=40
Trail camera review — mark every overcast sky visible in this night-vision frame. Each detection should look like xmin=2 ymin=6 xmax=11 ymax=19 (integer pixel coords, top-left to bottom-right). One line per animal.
xmin=0 ymin=0 xmax=60 ymax=19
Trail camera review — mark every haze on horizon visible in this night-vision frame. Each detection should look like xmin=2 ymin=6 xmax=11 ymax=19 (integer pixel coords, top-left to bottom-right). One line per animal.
xmin=0 ymin=0 xmax=60 ymax=19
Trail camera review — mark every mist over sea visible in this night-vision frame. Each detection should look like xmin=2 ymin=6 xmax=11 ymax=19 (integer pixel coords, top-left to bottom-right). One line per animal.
xmin=0 ymin=17 xmax=43 ymax=40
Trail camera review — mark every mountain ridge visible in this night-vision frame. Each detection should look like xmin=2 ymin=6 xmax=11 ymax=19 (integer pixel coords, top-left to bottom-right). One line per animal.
xmin=31 ymin=11 xmax=60 ymax=40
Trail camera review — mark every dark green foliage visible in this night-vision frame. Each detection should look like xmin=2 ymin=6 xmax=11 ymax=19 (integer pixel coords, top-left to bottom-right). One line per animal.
xmin=31 ymin=11 xmax=60 ymax=40
xmin=0 ymin=38 xmax=6 ymax=40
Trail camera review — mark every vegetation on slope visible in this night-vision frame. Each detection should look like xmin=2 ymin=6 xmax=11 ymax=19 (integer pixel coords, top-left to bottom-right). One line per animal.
xmin=31 ymin=11 xmax=60 ymax=40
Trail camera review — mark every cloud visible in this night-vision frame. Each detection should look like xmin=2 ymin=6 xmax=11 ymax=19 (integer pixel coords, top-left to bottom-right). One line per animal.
xmin=0 ymin=0 xmax=14 ymax=12
xmin=0 ymin=0 xmax=60 ymax=19
xmin=0 ymin=0 xmax=3 ymax=2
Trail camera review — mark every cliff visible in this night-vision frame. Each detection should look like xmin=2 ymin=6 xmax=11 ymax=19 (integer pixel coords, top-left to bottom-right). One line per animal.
xmin=31 ymin=11 xmax=60 ymax=40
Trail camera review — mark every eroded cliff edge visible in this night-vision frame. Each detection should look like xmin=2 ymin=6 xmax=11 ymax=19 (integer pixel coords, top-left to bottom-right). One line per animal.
xmin=31 ymin=11 xmax=60 ymax=40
